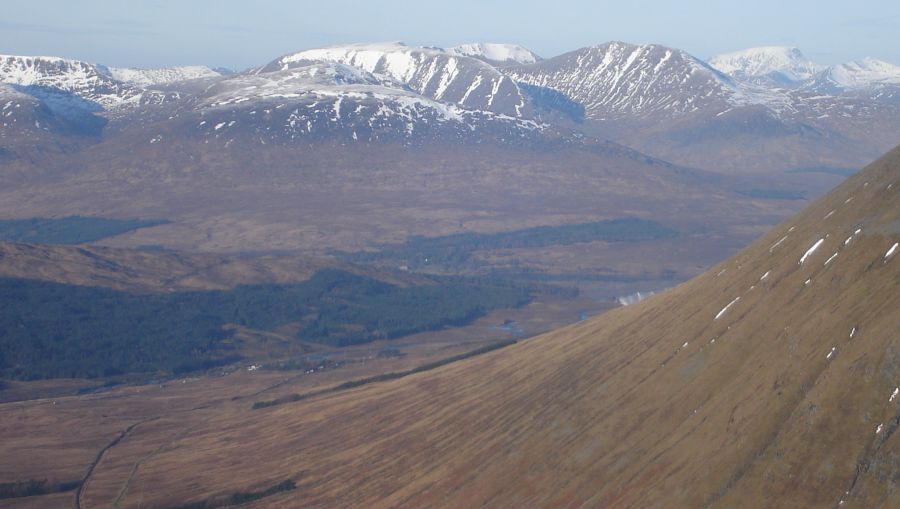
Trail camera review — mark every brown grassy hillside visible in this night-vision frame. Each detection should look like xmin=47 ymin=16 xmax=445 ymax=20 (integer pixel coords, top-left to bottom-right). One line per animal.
xmin=8 ymin=146 xmax=899 ymax=509
xmin=0 ymin=242 xmax=419 ymax=293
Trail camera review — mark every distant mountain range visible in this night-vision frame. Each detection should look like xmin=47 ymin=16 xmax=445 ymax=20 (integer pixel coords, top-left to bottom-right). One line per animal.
xmin=1 ymin=42 xmax=899 ymax=171
xmin=709 ymin=46 xmax=900 ymax=89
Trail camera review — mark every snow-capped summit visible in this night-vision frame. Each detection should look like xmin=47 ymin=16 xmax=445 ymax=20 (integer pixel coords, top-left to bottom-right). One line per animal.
xmin=263 ymin=42 xmax=434 ymax=80
xmin=100 ymin=65 xmax=224 ymax=87
xmin=2 ymin=41 xmax=899 ymax=173
xmin=0 ymin=54 xmax=175 ymax=113
xmin=260 ymin=42 xmax=530 ymax=117
xmin=708 ymin=47 xmax=822 ymax=84
xmin=192 ymin=59 xmax=545 ymax=146
xmin=710 ymin=47 xmax=900 ymax=92
xmin=508 ymin=42 xmax=737 ymax=121
xmin=448 ymin=43 xmax=541 ymax=65
xmin=818 ymin=57 xmax=900 ymax=90
xmin=0 ymin=54 xmax=138 ymax=107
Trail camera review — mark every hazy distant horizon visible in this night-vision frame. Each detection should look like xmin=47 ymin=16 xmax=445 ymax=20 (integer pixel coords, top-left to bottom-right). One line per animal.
xmin=2 ymin=0 xmax=899 ymax=70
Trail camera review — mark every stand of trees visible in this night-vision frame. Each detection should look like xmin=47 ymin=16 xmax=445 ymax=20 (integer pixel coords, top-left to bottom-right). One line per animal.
xmin=0 ymin=270 xmax=530 ymax=380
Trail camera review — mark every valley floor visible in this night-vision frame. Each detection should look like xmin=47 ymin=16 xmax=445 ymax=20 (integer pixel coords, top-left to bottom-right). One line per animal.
xmin=0 ymin=293 xmax=610 ymax=509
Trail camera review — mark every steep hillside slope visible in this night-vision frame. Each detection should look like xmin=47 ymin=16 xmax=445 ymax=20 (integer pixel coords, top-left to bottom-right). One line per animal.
xmin=93 ymin=145 xmax=899 ymax=508
xmin=0 ymin=84 xmax=77 ymax=140
xmin=508 ymin=42 xmax=738 ymax=121
xmin=0 ymin=83 xmax=103 ymax=163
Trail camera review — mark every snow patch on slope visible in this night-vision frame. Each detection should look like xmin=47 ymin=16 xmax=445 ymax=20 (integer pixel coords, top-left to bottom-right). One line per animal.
xmin=799 ymin=238 xmax=825 ymax=264
xmin=103 ymin=65 xmax=223 ymax=86
xmin=714 ymin=296 xmax=740 ymax=320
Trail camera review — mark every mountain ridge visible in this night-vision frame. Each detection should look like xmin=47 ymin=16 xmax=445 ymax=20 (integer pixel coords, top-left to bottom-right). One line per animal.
xmin=708 ymin=46 xmax=823 ymax=84
xmin=448 ymin=43 xmax=541 ymax=65
xmin=708 ymin=46 xmax=900 ymax=91
xmin=3 ymin=41 xmax=900 ymax=173
xmin=260 ymin=42 xmax=530 ymax=117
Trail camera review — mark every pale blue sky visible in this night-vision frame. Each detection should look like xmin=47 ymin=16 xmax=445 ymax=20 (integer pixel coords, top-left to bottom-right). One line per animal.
xmin=1 ymin=0 xmax=898 ymax=70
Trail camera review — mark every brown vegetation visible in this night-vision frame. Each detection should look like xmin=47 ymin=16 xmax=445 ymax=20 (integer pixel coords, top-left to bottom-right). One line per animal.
xmin=1 ymin=138 xmax=895 ymax=508
xmin=0 ymin=242 xmax=418 ymax=293
xmin=0 ymin=138 xmax=821 ymax=290
xmin=60 ymin=144 xmax=897 ymax=508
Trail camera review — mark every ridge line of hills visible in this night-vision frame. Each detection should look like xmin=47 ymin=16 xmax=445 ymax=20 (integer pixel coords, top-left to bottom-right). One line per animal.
xmin=3 ymin=41 xmax=900 ymax=172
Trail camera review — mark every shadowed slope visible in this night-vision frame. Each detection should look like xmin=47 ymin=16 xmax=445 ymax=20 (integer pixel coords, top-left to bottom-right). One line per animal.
xmin=0 ymin=241 xmax=417 ymax=293
xmin=93 ymin=146 xmax=900 ymax=508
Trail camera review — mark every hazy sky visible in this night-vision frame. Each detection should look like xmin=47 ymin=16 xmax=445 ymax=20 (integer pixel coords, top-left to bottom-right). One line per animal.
xmin=2 ymin=0 xmax=899 ymax=70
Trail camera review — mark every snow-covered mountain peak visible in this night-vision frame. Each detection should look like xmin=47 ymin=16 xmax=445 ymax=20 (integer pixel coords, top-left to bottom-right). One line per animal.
xmin=262 ymin=42 xmax=529 ymax=117
xmin=0 ymin=54 xmax=150 ymax=110
xmin=581 ymin=41 xmax=719 ymax=75
xmin=191 ymin=59 xmax=546 ymax=146
xmin=1 ymin=54 xmax=109 ymax=88
xmin=268 ymin=42 xmax=436 ymax=77
xmin=822 ymin=57 xmax=900 ymax=89
xmin=710 ymin=47 xmax=900 ymax=94
xmin=269 ymin=42 xmax=474 ymax=80
xmin=448 ymin=43 xmax=541 ymax=65
xmin=0 ymin=54 xmax=92 ymax=69
xmin=708 ymin=46 xmax=822 ymax=82
xmin=508 ymin=42 xmax=735 ymax=120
